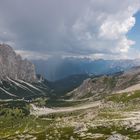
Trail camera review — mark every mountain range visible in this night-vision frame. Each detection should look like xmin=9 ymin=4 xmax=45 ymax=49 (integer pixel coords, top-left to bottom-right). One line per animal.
xmin=32 ymin=57 xmax=140 ymax=81
xmin=2 ymin=44 xmax=140 ymax=139
xmin=0 ymin=44 xmax=89 ymax=99
xmin=1 ymin=44 xmax=140 ymax=101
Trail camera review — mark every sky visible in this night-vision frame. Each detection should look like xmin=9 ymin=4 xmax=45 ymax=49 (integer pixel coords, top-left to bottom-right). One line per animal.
xmin=0 ymin=0 xmax=140 ymax=60
xmin=128 ymin=11 xmax=140 ymax=50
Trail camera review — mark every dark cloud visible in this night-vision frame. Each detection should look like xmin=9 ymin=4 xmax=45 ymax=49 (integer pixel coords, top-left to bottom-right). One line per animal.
xmin=0 ymin=0 xmax=140 ymax=59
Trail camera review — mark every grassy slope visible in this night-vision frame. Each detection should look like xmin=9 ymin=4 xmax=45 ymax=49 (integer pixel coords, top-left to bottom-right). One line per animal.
xmin=1 ymin=90 xmax=140 ymax=139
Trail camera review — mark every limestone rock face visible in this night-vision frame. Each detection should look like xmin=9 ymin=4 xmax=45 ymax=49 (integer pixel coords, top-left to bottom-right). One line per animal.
xmin=0 ymin=44 xmax=37 ymax=82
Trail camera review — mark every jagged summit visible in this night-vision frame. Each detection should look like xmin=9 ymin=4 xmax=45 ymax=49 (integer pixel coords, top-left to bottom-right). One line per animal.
xmin=0 ymin=44 xmax=37 ymax=82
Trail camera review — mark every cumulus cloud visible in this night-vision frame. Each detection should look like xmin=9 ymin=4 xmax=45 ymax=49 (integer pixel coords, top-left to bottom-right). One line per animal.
xmin=0 ymin=0 xmax=140 ymax=59
xmin=99 ymin=16 xmax=135 ymax=40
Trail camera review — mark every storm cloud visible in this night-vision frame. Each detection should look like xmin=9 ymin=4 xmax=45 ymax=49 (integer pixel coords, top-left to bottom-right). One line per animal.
xmin=0 ymin=0 xmax=140 ymax=59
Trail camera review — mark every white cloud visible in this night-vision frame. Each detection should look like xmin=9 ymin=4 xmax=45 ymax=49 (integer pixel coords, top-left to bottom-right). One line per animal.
xmin=117 ymin=37 xmax=135 ymax=53
xmin=72 ymin=0 xmax=140 ymax=58
xmin=99 ymin=16 xmax=135 ymax=40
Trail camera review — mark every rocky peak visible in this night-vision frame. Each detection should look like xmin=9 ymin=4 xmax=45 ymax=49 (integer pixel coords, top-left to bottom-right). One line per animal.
xmin=0 ymin=43 xmax=37 ymax=82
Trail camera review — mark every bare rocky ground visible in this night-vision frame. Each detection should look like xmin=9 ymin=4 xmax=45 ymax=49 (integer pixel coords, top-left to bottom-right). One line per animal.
xmin=30 ymin=101 xmax=101 ymax=116
xmin=28 ymin=92 xmax=140 ymax=140
xmin=1 ymin=90 xmax=140 ymax=140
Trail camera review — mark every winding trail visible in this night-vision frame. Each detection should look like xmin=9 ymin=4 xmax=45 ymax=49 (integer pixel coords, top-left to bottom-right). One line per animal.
xmin=31 ymin=101 xmax=101 ymax=116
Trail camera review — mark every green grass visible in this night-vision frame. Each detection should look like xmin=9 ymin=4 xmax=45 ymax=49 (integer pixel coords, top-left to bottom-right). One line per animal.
xmin=2 ymin=92 xmax=140 ymax=140
xmin=0 ymin=116 xmax=53 ymax=138
xmin=0 ymin=100 xmax=30 ymax=118
xmin=88 ymin=125 xmax=140 ymax=139
xmin=97 ymin=111 xmax=122 ymax=119
xmin=40 ymin=110 xmax=82 ymax=119
xmin=103 ymin=76 xmax=117 ymax=89
xmin=34 ymin=98 xmax=85 ymax=107
xmin=106 ymin=90 xmax=140 ymax=103
xmin=0 ymin=100 xmax=51 ymax=138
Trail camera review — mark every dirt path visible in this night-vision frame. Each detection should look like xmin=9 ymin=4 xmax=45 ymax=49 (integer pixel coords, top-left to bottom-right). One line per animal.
xmin=31 ymin=101 xmax=101 ymax=116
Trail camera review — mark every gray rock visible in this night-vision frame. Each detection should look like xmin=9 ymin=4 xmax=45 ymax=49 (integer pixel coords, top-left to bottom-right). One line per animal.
xmin=107 ymin=133 xmax=129 ymax=140
xmin=0 ymin=44 xmax=37 ymax=82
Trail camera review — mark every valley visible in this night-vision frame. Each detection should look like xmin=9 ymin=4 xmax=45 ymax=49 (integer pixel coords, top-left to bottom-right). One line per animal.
xmin=1 ymin=89 xmax=140 ymax=140
xmin=1 ymin=44 xmax=140 ymax=139
xmin=1 ymin=0 xmax=140 ymax=139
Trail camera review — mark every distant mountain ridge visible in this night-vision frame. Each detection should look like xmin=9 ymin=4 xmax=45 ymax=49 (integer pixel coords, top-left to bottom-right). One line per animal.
xmin=32 ymin=58 xmax=140 ymax=81
xmin=1 ymin=44 xmax=140 ymax=101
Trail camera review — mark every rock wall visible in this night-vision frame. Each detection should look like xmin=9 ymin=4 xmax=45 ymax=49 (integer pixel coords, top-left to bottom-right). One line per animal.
xmin=0 ymin=44 xmax=37 ymax=82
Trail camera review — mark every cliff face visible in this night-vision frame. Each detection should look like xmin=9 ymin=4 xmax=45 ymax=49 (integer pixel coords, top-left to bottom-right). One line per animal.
xmin=0 ymin=44 xmax=37 ymax=82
